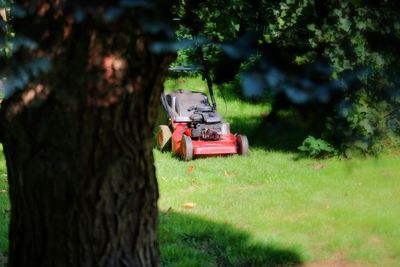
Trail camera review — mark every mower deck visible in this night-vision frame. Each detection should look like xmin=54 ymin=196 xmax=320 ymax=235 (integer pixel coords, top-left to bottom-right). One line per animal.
xmin=191 ymin=137 xmax=238 ymax=156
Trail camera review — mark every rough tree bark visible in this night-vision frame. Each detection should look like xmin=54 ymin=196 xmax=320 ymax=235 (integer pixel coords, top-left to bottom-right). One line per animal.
xmin=0 ymin=1 xmax=175 ymax=266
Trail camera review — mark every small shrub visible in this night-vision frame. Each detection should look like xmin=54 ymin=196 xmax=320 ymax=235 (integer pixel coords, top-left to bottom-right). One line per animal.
xmin=298 ymin=136 xmax=335 ymax=158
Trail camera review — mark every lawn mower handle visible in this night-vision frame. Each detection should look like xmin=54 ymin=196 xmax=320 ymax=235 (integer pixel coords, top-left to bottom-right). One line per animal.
xmin=160 ymin=93 xmax=175 ymax=118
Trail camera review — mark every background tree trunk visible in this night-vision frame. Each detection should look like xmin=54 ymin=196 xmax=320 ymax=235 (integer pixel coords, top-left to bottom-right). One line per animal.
xmin=0 ymin=2 xmax=175 ymax=266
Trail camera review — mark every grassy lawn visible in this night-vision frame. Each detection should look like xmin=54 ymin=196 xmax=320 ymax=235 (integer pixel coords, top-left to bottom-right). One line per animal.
xmin=156 ymin=150 xmax=400 ymax=266
xmin=0 ymin=77 xmax=399 ymax=266
xmin=158 ymin=78 xmax=400 ymax=266
xmin=0 ymin=147 xmax=8 ymax=266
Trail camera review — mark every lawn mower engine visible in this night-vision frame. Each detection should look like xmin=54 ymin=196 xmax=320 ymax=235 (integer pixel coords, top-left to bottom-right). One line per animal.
xmin=157 ymin=90 xmax=248 ymax=160
xmin=187 ymin=117 xmax=228 ymax=141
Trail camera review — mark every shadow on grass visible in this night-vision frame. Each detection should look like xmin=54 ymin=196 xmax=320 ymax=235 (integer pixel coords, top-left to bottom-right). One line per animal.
xmin=159 ymin=211 xmax=303 ymax=267
xmin=227 ymin=113 xmax=311 ymax=153
xmin=217 ymin=83 xmax=311 ymax=153
xmin=218 ymin=82 xmax=272 ymax=104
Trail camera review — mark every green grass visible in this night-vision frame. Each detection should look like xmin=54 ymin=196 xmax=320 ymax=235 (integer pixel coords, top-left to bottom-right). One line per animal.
xmin=0 ymin=147 xmax=8 ymax=266
xmin=0 ymin=77 xmax=400 ymax=266
xmin=157 ymin=77 xmax=400 ymax=266
xmin=156 ymin=150 xmax=400 ymax=266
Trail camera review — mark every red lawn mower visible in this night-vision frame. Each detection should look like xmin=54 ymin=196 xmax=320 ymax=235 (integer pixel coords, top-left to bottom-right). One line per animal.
xmin=157 ymin=88 xmax=249 ymax=160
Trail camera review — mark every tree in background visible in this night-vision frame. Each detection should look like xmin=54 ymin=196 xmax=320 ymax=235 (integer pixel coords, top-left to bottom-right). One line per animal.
xmin=0 ymin=1 xmax=175 ymax=266
xmin=174 ymin=0 xmax=400 ymax=155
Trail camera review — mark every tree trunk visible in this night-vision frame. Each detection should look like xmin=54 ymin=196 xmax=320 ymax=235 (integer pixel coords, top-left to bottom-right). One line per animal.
xmin=0 ymin=3 xmax=174 ymax=266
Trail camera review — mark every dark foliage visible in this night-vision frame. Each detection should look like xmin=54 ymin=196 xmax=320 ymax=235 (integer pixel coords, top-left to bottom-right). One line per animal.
xmin=172 ymin=0 xmax=400 ymax=155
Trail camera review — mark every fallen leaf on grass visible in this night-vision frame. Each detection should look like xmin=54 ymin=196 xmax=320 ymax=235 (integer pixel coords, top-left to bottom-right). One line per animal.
xmin=224 ymin=170 xmax=234 ymax=177
xmin=0 ymin=189 xmax=7 ymax=193
xmin=182 ymin=202 xmax=196 ymax=209
xmin=187 ymin=165 xmax=194 ymax=173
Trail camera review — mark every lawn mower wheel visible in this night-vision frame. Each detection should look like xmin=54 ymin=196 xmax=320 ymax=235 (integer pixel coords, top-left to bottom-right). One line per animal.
xmin=181 ymin=135 xmax=193 ymax=161
xmin=237 ymin=135 xmax=249 ymax=156
xmin=157 ymin=125 xmax=172 ymax=151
